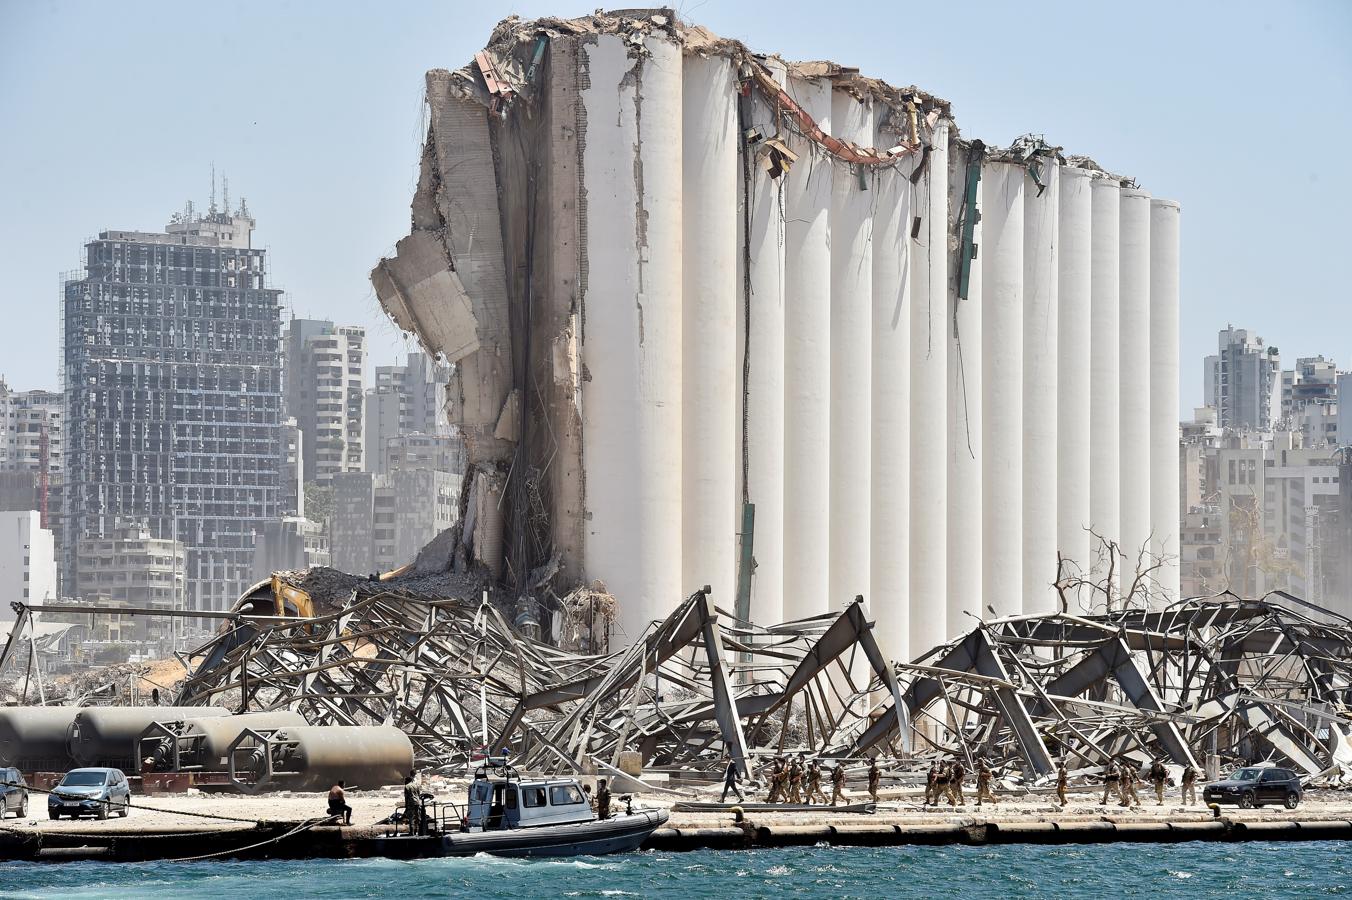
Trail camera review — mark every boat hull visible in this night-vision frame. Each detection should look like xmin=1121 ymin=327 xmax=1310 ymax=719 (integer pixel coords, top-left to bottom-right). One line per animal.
xmin=437 ymin=809 xmax=668 ymax=858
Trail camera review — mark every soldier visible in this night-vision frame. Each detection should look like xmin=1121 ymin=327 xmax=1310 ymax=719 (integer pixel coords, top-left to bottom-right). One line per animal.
xmin=1056 ymin=760 xmax=1069 ymax=808
xmin=596 ymin=778 xmax=612 ymax=820
xmin=948 ymin=758 xmax=967 ymax=807
xmin=830 ymin=762 xmax=846 ymax=806
xmin=935 ymin=762 xmax=952 ymax=807
xmin=924 ymin=761 xmax=941 ymax=807
xmin=787 ymin=756 xmax=804 ymax=804
xmin=1119 ymin=760 xmax=1141 ymax=807
xmin=402 ymin=775 xmax=422 ymax=835
xmin=975 ymin=758 xmax=999 ymax=807
xmin=1180 ymin=762 xmax=1198 ymax=806
xmin=765 ymin=757 xmax=784 ymax=803
xmin=1099 ymin=760 xmax=1120 ymax=805
xmin=806 ymin=759 xmax=827 ymax=805
xmin=1149 ymin=758 xmax=1168 ymax=806
xmin=867 ymin=758 xmax=881 ymax=804
xmin=721 ymin=758 xmax=744 ymax=803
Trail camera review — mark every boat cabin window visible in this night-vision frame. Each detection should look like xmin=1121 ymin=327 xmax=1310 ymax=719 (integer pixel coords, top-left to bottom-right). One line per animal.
xmin=521 ymin=786 xmax=547 ymax=808
xmin=505 ymin=786 xmax=518 ymax=809
xmin=549 ymin=784 xmax=585 ymax=806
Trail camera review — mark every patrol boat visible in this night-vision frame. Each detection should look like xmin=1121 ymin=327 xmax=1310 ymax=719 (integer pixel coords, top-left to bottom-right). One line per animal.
xmin=389 ymin=758 xmax=667 ymax=858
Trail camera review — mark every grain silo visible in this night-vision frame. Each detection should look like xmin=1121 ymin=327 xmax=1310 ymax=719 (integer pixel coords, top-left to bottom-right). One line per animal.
xmin=372 ymin=9 xmax=1181 ymax=655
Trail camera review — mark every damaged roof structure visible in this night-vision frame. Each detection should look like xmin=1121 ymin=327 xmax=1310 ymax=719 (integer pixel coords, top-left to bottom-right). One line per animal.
xmin=151 ymin=580 xmax=1352 ymax=786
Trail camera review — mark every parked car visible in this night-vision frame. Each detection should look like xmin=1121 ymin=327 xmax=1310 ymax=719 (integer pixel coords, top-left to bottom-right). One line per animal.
xmin=47 ymin=767 xmax=131 ymax=820
xmin=0 ymin=767 xmax=28 ymax=819
xmin=1203 ymin=766 xmax=1302 ymax=809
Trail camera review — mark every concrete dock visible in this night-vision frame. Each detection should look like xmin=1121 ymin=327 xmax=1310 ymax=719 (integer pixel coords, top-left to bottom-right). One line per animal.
xmin=3 ymin=785 xmax=1352 ymax=862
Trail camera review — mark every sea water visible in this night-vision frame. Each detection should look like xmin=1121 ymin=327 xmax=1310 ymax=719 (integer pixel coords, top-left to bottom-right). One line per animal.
xmin=2 ymin=841 xmax=1348 ymax=899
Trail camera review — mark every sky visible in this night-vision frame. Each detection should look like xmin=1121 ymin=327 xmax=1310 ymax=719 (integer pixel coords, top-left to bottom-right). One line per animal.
xmin=1 ymin=0 xmax=1349 ymax=409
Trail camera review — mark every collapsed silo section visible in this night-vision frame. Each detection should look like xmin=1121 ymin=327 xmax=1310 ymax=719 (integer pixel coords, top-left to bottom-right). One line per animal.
xmin=0 ymin=707 xmax=82 ymax=772
xmin=228 ymin=726 xmax=413 ymax=794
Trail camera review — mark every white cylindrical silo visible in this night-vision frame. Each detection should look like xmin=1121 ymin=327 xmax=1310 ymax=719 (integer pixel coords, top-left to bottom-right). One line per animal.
xmin=782 ymin=75 xmax=833 ymax=622
xmin=1119 ymin=188 xmax=1152 ymax=599
xmin=1089 ymin=178 xmax=1121 ymax=605
xmin=740 ymin=60 xmax=787 ymax=626
xmin=871 ymin=131 xmax=914 ymax=660
xmin=1149 ymin=198 xmax=1182 ymax=604
xmin=1022 ymin=163 xmax=1059 ymax=616
xmin=947 ymin=145 xmax=981 ymax=633
xmin=981 ymin=161 xmax=1024 ymax=620
xmin=1057 ymin=167 xmax=1094 ymax=600
xmin=909 ymin=123 xmax=949 ymax=656
xmin=578 ymin=34 xmax=683 ymax=644
xmin=828 ymin=89 xmax=874 ymax=617
xmin=681 ymin=53 xmax=738 ymax=610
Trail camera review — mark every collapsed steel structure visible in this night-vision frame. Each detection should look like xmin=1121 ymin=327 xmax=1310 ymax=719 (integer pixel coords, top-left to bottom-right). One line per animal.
xmin=171 ymin=585 xmax=1352 ymax=784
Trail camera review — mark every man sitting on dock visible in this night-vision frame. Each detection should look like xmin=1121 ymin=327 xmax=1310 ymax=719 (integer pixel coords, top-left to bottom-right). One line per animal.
xmin=328 ymin=780 xmax=353 ymax=825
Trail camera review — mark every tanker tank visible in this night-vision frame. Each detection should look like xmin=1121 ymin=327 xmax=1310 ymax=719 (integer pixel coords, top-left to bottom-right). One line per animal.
xmin=138 ymin=711 xmax=307 ymax=774
xmin=68 ymin=706 xmax=230 ymax=770
xmin=228 ymin=725 xmax=413 ymax=794
xmin=0 ymin=707 xmax=82 ymax=772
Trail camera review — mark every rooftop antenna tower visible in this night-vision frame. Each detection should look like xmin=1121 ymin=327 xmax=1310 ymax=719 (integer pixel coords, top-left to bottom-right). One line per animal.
xmin=209 ymin=162 xmax=218 ymax=215
xmin=222 ymin=175 xmax=230 ymax=217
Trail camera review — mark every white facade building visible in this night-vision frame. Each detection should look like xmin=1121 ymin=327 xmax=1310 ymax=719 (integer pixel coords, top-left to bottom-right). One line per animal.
xmin=0 ymin=510 xmax=56 ymax=623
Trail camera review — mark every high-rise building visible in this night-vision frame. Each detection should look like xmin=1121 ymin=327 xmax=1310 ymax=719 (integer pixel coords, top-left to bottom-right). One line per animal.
xmin=74 ymin=523 xmax=186 ymax=643
xmin=330 ymin=469 xmax=459 ymax=575
xmin=61 ymin=202 xmax=284 ymax=613
xmin=0 ymin=382 xmax=63 ymax=531
xmin=282 ymin=319 xmax=366 ymax=483
xmin=366 ymin=352 xmax=451 ymax=475
xmin=1204 ymin=327 xmax=1281 ymax=432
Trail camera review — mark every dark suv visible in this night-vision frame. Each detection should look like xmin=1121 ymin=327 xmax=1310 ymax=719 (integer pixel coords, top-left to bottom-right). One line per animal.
xmin=0 ymin=767 xmax=29 ymax=819
xmin=1203 ymin=766 xmax=1302 ymax=809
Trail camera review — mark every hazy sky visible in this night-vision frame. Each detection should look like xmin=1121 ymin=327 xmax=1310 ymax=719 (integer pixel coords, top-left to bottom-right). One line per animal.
xmin=2 ymin=0 xmax=1348 ymax=408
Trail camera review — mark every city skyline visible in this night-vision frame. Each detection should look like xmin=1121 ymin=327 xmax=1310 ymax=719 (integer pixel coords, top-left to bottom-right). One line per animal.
xmin=2 ymin=1 xmax=1350 ymax=405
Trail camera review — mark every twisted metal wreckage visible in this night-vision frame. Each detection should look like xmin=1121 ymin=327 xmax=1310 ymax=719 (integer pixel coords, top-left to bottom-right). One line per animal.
xmin=160 ymin=581 xmax=1352 ymax=787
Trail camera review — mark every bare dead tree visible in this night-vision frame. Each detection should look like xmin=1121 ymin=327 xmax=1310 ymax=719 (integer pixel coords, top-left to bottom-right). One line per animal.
xmin=1054 ymin=528 xmax=1175 ymax=616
